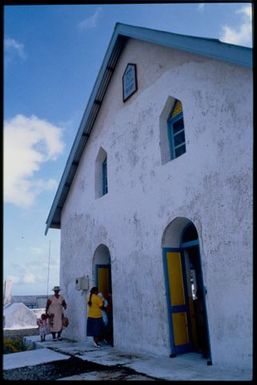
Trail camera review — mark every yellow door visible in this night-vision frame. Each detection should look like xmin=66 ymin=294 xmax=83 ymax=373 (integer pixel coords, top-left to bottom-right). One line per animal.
xmin=163 ymin=249 xmax=191 ymax=355
xmin=96 ymin=264 xmax=111 ymax=294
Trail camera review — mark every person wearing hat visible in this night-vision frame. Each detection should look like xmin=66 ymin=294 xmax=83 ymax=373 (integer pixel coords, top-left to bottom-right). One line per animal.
xmin=46 ymin=286 xmax=67 ymax=341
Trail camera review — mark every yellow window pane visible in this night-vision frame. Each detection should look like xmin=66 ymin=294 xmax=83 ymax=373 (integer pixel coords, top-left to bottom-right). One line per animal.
xmin=172 ymin=312 xmax=189 ymax=346
xmin=98 ymin=267 xmax=110 ymax=293
xmin=167 ymin=252 xmax=185 ymax=306
xmin=171 ymin=100 xmax=182 ymax=118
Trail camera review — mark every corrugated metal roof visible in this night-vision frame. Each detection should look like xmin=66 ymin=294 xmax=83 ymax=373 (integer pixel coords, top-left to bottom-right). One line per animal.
xmin=45 ymin=23 xmax=252 ymax=235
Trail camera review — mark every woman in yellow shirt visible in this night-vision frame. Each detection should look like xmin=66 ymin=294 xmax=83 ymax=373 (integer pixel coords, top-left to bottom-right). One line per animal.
xmin=86 ymin=286 xmax=104 ymax=347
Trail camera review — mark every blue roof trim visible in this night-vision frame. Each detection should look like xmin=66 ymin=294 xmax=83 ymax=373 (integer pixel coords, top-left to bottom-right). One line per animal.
xmin=45 ymin=23 xmax=252 ymax=234
xmin=115 ymin=23 xmax=252 ymax=68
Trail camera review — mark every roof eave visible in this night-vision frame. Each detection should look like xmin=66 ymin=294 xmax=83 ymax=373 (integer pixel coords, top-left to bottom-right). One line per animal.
xmin=115 ymin=23 xmax=252 ymax=68
xmin=45 ymin=27 xmax=128 ymax=235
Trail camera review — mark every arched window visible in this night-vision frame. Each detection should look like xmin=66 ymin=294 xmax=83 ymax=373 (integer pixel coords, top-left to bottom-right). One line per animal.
xmin=160 ymin=97 xmax=186 ymax=164
xmin=102 ymin=155 xmax=108 ymax=195
xmin=167 ymin=99 xmax=186 ymax=160
xmin=95 ymin=147 xmax=108 ymax=198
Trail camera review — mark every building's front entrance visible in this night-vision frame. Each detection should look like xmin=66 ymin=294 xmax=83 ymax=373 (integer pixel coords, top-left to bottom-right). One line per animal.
xmin=162 ymin=218 xmax=211 ymax=361
xmin=93 ymin=244 xmax=113 ymax=345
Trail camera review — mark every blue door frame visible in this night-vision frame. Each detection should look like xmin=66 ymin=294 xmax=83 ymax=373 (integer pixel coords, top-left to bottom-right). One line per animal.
xmin=163 ymin=240 xmax=211 ymax=360
xmin=162 ymin=247 xmax=193 ymax=356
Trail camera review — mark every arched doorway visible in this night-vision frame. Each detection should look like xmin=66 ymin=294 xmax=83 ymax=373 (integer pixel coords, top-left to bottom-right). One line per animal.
xmin=93 ymin=244 xmax=113 ymax=345
xmin=162 ymin=218 xmax=211 ymax=361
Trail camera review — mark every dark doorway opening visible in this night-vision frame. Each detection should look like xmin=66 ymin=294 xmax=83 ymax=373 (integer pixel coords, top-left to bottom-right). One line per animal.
xmin=181 ymin=223 xmax=210 ymax=359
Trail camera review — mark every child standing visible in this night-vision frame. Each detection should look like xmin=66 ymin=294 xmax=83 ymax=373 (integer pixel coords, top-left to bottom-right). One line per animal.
xmin=98 ymin=292 xmax=109 ymax=343
xmin=98 ymin=292 xmax=108 ymax=326
xmin=37 ymin=313 xmax=49 ymax=341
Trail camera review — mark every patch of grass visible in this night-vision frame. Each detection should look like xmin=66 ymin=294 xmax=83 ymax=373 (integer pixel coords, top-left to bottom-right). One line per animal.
xmin=3 ymin=336 xmax=33 ymax=354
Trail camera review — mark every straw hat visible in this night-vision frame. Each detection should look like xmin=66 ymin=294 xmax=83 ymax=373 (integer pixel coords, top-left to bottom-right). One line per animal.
xmin=52 ymin=286 xmax=60 ymax=291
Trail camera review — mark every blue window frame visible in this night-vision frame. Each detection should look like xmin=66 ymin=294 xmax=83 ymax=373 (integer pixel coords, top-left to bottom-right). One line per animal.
xmin=167 ymin=100 xmax=186 ymax=160
xmin=102 ymin=157 xmax=108 ymax=195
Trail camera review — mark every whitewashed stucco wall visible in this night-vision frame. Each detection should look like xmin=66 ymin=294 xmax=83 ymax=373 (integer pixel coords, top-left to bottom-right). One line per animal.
xmin=59 ymin=39 xmax=252 ymax=370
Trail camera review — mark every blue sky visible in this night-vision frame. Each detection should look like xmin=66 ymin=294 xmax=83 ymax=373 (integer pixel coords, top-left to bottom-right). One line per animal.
xmin=3 ymin=3 xmax=252 ymax=296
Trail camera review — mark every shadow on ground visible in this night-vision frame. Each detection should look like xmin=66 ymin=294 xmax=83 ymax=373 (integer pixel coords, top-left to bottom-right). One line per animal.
xmin=3 ymin=355 xmax=158 ymax=381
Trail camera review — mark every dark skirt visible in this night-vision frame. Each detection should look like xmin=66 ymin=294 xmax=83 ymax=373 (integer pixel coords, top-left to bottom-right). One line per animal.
xmin=86 ymin=317 xmax=104 ymax=337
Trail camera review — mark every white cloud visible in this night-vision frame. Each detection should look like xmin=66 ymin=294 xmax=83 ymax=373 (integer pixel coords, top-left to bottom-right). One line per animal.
xmin=23 ymin=272 xmax=37 ymax=284
xmin=236 ymin=4 xmax=252 ymax=18
xmin=29 ymin=247 xmax=44 ymax=255
xmin=197 ymin=4 xmax=205 ymax=12
xmin=7 ymin=272 xmax=41 ymax=285
xmin=8 ymin=261 xmax=48 ymax=285
xmin=4 ymin=37 xmax=26 ymax=60
xmin=5 ymin=250 xmax=60 ymax=294
xmin=78 ymin=7 xmax=103 ymax=30
xmin=4 ymin=114 xmax=65 ymax=207
xmin=220 ymin=4 xmax=252 ymax=46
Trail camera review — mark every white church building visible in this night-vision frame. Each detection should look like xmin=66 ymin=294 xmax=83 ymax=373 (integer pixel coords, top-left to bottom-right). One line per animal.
xmin=45 ymin=24 xmax=253 ymax=371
